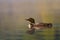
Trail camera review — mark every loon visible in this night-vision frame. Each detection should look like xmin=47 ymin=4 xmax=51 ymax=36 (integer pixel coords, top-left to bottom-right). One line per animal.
xmin=25 ymin=18 xmax=52 ymax=34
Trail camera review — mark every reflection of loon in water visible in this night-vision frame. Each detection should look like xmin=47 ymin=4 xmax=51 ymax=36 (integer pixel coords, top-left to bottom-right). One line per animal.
xmin=25 ymin=18 xmax=52 ymax=34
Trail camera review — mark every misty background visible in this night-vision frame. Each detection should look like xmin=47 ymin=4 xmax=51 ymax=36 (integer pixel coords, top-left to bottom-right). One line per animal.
xmin=0 ymin=0 xmax=60 ymax=40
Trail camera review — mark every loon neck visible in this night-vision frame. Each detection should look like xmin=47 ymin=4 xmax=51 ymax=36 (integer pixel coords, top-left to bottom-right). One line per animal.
xmin=30 ymin=22 xmax=35 ymax=24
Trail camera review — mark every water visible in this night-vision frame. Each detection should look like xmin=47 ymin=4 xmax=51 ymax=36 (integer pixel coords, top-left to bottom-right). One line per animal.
xmin=0 ymin=30 xmax=23 ymax=40
xmin=54 ymin=24 xmax=60 ymax=40
xmin=0 ymin=24 xmax=60 ymax=40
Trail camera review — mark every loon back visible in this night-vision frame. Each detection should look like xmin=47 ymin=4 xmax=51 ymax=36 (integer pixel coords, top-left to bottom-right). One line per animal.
xmin=28 ymin=23 xmax=52 ymax=30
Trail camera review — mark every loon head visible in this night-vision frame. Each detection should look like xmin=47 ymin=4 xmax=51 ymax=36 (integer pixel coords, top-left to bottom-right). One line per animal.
xmin=25 ymin=18 xmax=35 ymax=23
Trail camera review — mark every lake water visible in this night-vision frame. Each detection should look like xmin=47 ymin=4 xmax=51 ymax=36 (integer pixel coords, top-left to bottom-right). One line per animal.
xmin=0 ymin=24 xmax=60 ymax=40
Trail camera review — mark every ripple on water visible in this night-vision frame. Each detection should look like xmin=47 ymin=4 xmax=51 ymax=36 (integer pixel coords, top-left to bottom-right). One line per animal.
xmin=1 ymin=31 xmax=23 ymax=40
